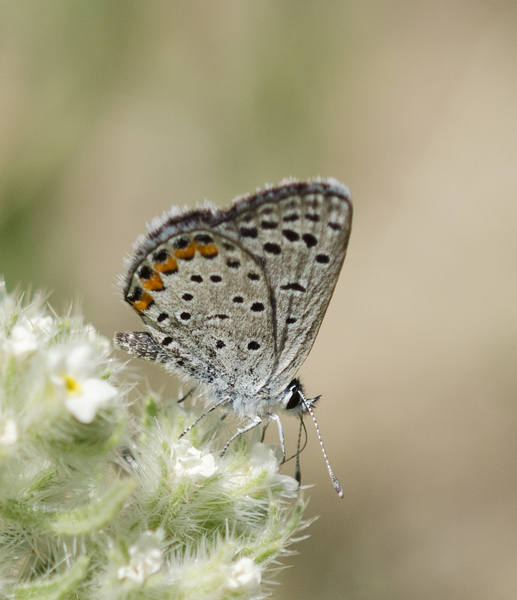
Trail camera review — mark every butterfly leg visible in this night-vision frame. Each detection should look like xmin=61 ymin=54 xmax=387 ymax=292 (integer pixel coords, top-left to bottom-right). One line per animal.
xmin=177 ymin=383 xmax=200 ymax=404
xmin=260 ymin=419 xmax=270 ymax=442
xmin=268 ymin=414 xmax=286 ymax=463
xmin=179 ymin=397 xmax=231 ymax=439
xmin=220 ymin=416 xmax=262 ymax=457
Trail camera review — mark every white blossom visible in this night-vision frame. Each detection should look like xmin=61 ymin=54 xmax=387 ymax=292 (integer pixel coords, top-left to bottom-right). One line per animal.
xmin=25 ymin=315 xmax=54 ymax=337
xmin=0 ymin=416 xmax=18 ymax=446
xmin=171 ymin=438 xmax=217 ymax=478
xmin=248 ymin=442 xmax=279 ymax=474
xmin=228 ymin=443 xmax=299 ymax=495
xmin=48 ymin=343 xmax=117 ymax=423
xmin=224 ymin=557 xmax=261 ymax=591
xmin=0 ymin=285 xmax=308 ymax=600
xmin=117 ymin=531 xmax=163 ymax=585
xmin=3 ymin=324 xmax=38 ymax=358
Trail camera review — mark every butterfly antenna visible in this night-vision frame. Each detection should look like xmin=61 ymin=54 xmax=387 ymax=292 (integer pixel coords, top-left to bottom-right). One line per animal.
xmin=301 ymin=396 xmax=344 ymax=498
xmin=295 ymin=417 xmax=305 ymax=484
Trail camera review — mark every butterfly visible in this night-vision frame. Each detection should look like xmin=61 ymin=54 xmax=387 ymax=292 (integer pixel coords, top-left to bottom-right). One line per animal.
xmin=115 ymin=178 xmax=352 ymax=496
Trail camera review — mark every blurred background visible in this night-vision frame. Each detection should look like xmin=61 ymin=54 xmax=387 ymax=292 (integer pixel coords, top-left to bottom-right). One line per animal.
xmin=1 ymin=1 xmax=516 ymax=598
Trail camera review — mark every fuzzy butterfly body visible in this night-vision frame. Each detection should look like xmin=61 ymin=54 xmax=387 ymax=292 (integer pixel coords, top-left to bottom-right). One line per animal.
xmin=115 ymin=178 xmax=352 ymax=424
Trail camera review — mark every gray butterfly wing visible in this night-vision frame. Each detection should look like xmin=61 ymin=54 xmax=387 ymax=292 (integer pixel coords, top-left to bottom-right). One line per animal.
xmin=119 ymin=230 xmax=276 ymax=397
xmin=116 ymin=178 xmax=352 ymax=400
xmin=212 ymin=179 xmax=352 ymax=397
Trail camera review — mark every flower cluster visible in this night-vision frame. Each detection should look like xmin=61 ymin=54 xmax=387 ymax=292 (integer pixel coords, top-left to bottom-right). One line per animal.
xmin=0 ymin=283 xmax=308 ymax=600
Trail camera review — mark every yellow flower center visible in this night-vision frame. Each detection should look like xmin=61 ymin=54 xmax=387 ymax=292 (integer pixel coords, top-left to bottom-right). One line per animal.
xmin=63 ymin=375 xmax=82 ymax=396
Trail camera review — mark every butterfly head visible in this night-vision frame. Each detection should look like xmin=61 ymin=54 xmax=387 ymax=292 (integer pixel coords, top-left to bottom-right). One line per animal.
xmin=279 ymin=379 xmax=320 ymax=416
xmin=276 ymin=378 xmax=343 ymax=497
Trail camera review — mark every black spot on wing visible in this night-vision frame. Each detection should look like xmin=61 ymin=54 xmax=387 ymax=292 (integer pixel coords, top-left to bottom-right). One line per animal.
xmin=280 ymin=283 xmax=306 ymax=292
xmin=174 ymin=236 xmax=190 ymax=249
xmin=282 ymin=229 xmax=300 ymax=242
xmin=264 ymin=243 xmax=281 ymax=255
xmin=194 ymin=234 xmax=213 ymax=244
xmin=153 ymin=249 xmax=168 ymax=262
xmin=240 ymin=227 xmax=258 ymax=238
xmin=261 ymin=221 xmax=278 ymax=229
xmin=128 ymin=287 xmax=143 ymax=302
xmin=302 ymin=233 xmax=318 ymax=248
xmin=139 ymin=266 xmax=153 ymax=280
xmin=283 ymin=213 xmax=300 ymax=222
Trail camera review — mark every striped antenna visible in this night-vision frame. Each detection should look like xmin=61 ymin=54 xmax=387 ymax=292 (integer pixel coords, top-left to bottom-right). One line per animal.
xmin=302 ymin=396 xmax=344 ymax=498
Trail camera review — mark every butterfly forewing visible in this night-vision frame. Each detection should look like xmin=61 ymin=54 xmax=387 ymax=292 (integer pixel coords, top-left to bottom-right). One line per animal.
xmin=212 ymin=181 xmax=352 ymax=396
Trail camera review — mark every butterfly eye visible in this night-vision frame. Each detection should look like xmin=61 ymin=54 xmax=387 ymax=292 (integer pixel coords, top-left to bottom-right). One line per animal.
xmin=286 ymin=389 xmax=302 ymax=410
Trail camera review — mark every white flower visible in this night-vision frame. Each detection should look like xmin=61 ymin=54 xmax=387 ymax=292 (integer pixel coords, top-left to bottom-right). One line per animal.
xmin=4 ymin=324 xmax=38 ymax=358
xmin=224 ymin=557 xmax=261 ymax=591
xmin=26 ymin=315 xmax=54 ymax=337
xmin=171 ymin=439 xmax=217 ymax=478
xmin=0 ymin=416 xmax=18 ymax=446
xmin=86 ymin=326 xmax=111 ymax=355
xmin=117 ymin=531 xmax=163 ymax=585
xmin=48 ymin=343 xmax=117 ymax=423
xmin=248 ymin=442 xmax=279 ymax=474
xmin=250 ymin=444 xmax=298 ymax=493
xmin=227 ymin=443 xmax=299 ymax=495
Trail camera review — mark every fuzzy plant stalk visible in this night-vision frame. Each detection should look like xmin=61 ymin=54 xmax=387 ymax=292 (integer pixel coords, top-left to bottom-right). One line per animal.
xmin=0 ymin=282 xmax=311 ymax=600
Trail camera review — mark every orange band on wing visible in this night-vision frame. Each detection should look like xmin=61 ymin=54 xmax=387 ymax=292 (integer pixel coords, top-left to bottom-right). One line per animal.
xmin=141 ymin=272 xmax=164 ymax=291
xmin=196 ymin=242 xmax=219 ymax=258
xmin=174 ymin=241 xmax=219 ymax=260
xmin=174 ymin=243 xmax=196 ymax=260
xmin=154 ymin=256 xmax=178 ymax=273
xmin=132 ymin=292 xmax=154 ymax=312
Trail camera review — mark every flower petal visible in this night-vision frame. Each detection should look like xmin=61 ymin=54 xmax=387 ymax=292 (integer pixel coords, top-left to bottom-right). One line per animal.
xmin=225 ymin=557 xmax=261 ymax=590
xmin=172 ymin=439 xmax=217 ymax=478
xmin=66 ymin=344 xmax=96 ymax=378
xmin=65 ymin=379 xmax=116 ymax=423
xmin=7 ymin=325 xmax=38 ymax=358
xmin=0 ymin=417 xmax=18 ymax=446
xmin=117 ymin=531 xmax=163 ymax=585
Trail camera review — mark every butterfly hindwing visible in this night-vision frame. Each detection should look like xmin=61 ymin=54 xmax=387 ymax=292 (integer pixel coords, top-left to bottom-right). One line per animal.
xmin=123 ymin=230 xmax=276 ymax=395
